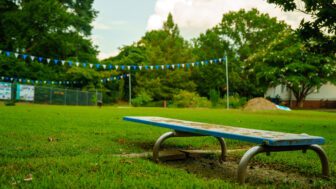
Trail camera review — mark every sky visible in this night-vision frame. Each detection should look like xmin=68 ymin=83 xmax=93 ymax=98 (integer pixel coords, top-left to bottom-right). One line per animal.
xmin=92 ymin=0 xmax=310 ymax=60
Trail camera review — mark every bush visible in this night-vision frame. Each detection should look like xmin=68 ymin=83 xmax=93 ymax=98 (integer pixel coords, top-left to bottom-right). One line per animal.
xmin=219 ymin=95 xmax=247 ymax=108
xmin=4 ymin=100 xmax=16 ymax=106
xmin=266 ymin=95 xmax=282 ymax=105
xmin=173 ymin=90 xmax=210 ymax=108
xmin=132 ymin=91 xmax=153 ymax=107
xmin=209 ymin=89 xmax=220 ymax=107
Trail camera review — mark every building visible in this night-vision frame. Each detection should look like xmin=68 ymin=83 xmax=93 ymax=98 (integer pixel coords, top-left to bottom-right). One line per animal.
xmin=265 ymin=82 xmax=336 ymax=109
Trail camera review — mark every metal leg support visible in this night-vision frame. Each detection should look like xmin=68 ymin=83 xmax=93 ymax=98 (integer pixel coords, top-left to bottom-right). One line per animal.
xmin=307 ymin=145 xmax=329 ymax=178
xmin=153 ymin=131 xmax=228 ymax=163
xmin=237 ymin=145 xmax=330 ymax=184
xmin=216 ymin=137 xmax=227 ymax=162
xmin=237 ymin=146 xmax=265 ymax=183
xmin=153 ymin=131 xmax=176 ymax=163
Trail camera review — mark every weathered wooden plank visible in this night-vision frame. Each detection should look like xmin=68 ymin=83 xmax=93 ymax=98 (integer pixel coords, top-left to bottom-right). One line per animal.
xmin=123 ymin=116 xmax=324 ymax=146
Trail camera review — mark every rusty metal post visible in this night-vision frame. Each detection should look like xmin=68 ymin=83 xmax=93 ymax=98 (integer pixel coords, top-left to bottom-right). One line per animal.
xmin=216 ymin=137 xmax=227 ymax=162
xmin=153 ymin=131 xmax=227 ymax=163
xmin=308 ymin=145 xmax=330 ymax=177
xmin=237 ymin=145 xmax=329 ymax=184
xmin=153 ymin=131 xmax=176 ymax=162
xmin=237 ymin=146 xmax=265 ymax=183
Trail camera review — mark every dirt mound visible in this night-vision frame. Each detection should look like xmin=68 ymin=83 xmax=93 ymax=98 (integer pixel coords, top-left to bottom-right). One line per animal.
xmin=244 ymin=97 xmax=278 ymax=111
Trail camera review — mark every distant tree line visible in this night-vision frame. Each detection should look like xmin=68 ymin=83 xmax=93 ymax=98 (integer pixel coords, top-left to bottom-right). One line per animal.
xmin=0 ymin=0 xmax=335 ymax=107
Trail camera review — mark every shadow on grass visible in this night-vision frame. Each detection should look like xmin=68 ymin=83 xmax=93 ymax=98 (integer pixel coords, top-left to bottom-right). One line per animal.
xmin=148 ymin=155 xmax=332 ymax=188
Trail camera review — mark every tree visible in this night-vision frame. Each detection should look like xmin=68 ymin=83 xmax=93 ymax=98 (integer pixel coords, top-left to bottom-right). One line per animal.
xmin=267 ymin=0 xmax=336 ymax=54
xmin=1 ymin=0 xmax=98 ymax=61
xmin=102 ymin=45 xmax=147 ymax=101
xmin=250 ymin=31 xmax=336 ymax=108
xmin=134 ymin=14 xmax=196 ymax=100
xmin=102 ymin=13 xmax=196 ymax=102
xmin=191 ymin=29 xmax=229 ymax=97
xmin=193 ymin=9 xmax=289 ymax=97
xmin=0 ymin=0 xmax=99 ymax=89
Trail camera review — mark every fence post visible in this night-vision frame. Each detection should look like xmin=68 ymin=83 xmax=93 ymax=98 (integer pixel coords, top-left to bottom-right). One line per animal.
xmin=95 ymin=88 xmax=98 ymax=106
xmin=33 ymin=85 xmax=35 ymax=104
xmin=76 ymin=89 xmax=79 ymax=106
xmin=49 ymin=87 xmax=52 ymax=105
xmin=87 ymin=91 xmax=89 ymax=106
xmin=64 ymin=88 xmax=67 ymax=105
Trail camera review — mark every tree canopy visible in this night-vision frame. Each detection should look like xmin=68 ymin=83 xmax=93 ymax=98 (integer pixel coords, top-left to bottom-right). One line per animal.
xmin=0 ymin=0 xmax=98 ymax=89
xmin=1 ymin=1 xmax=335 ymax=107
xmin=267 ymin=0 xmax=336 ymax=54
xmin=193 ymin=9 xmax=289 ymax=97
xmin=0 ymin=0 xmax=98 ymax=61
xmin=250 ymin=30 xmax=336 ymax=107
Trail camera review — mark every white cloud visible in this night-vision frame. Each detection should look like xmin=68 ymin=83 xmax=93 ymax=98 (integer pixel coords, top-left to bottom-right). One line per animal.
xmin=93 ymin=20 xmax=128 ymax=30
xmin=98 ymin=50 xmax=120 ymax=60
xmin=93 ymin=21 xmax=112 ymax=30
xmin=147 ymin=15 xmax=164 ymax=31
xmin=147 ymin=0 xmax=311 ymax=38
xmin=91 ymin=35 xmax=120 ymax=60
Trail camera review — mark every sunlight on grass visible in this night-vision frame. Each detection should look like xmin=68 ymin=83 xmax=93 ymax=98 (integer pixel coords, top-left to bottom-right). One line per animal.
xmin=0 ymin=105 xmax=335 ymax=188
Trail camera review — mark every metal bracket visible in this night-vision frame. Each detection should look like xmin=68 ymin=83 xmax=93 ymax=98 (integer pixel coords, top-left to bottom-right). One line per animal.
xmin=153 ymin=130 xmax=227 ymax=163
xmin=237 ymin=145 xmax=330 ymax=183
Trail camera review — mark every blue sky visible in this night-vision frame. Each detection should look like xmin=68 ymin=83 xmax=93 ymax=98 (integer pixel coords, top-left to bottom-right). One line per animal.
xmin=92 ymin=0 xmax=156 ymax=59
xmin=92 ymin=0 xmax=310 ymax=60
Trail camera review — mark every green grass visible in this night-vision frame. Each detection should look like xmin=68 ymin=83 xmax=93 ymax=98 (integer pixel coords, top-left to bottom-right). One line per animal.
xmin=0 ymin=104 xmax=335 ymax=188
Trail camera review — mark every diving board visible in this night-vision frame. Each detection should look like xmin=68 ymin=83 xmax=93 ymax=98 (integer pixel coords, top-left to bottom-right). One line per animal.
xmin=123 ymin=116 xmax=329 ymax=183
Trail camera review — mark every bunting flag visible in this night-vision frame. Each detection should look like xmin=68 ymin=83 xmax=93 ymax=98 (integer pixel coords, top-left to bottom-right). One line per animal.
xmin=0 ymin=49 xmax=226 ymax=72
xmin=0 ymin=73 xmax=129 ymax=86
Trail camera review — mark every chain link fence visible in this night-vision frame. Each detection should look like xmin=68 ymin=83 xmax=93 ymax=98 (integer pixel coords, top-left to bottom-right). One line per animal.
xmin=34 ymin=86 xmax=102 ymax=106
xmin=0 ymin=82 xmax=102 ymax=106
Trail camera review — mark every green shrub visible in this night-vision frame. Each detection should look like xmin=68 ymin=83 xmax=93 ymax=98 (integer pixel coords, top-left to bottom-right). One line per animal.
xmin=173 ymin=90 xmax=210 ymax=108
xmin=4 ymin=100 xmax=16 ymax=106
xmin=132 ymin=91 xmax=153 ymax=107
xmin=266 ymin=95 xmax=282 ymax=105
xmin=219 ymin=95 xmax=247 ymax=108
xmin=209 ymin=89 xmax=220 ymax=107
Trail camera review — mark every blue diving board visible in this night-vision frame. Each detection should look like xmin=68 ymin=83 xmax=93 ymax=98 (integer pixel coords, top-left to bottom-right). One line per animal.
xmin=123 ymin=116 xmax=325 ymax=146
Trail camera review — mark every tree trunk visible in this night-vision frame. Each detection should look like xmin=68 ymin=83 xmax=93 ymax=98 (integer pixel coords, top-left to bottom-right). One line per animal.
xmin=297 ymin=99 xmax=304 ymax=108
xmin=289 ymin=85 xmax=315 ymax=109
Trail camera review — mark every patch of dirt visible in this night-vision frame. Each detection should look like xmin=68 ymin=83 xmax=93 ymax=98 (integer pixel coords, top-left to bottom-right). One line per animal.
xmin=163 ymin=155 xmax=314 ymax=188
xmin=244 ymin=98 xmax=278 ymax=111
xmin=113 ymin=149 xmax=330 ymax=188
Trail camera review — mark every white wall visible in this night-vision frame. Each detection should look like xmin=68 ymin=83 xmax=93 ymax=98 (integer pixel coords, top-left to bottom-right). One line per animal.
xmin=306 ymin=83 xmax=336 ymax=100
xmin=265 ymin=82 xmax=336 ymax=101
xmin=265 ymin=85 xmax=291 ymax=100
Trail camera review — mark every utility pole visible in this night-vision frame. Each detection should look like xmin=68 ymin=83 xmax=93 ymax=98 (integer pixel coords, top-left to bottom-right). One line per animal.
xmin=129 ymin=73 xmax=131 ymax=106
xmin=225 ymin=52 xmax=229 ymax=110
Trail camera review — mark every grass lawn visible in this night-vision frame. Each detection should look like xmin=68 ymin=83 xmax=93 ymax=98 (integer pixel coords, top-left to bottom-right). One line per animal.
xmin=0 ymin=104 xmax=335 ymax=188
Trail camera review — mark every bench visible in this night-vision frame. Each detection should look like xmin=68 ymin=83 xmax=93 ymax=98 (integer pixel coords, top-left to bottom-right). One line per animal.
xmin=123 ymin=116 xmax=329 ymax=183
